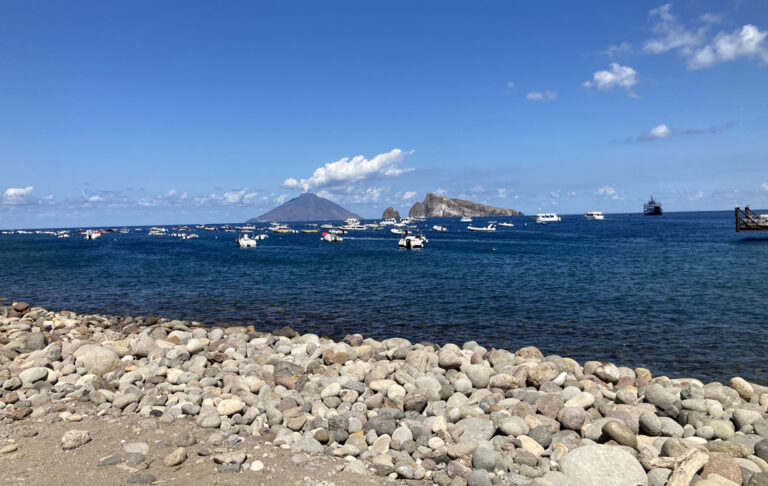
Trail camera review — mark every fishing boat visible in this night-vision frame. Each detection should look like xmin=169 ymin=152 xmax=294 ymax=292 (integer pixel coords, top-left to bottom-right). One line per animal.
xmin=182 ymin=233 xmax=199 ymax=239
xmin=270 ymin=222 xmax=294 ymax=233
xmin=301 ymin=224 xmax=320 ymax=233
xmin=585 ymin=211 xmax=604 ymax=220
xmin=644 ymin=196 xmax=663 ymax=216
xmin=432 ymin=225 xmax=447 ymax=231
xmin=467 ymin=224 xmax=496 ymax=232
xmin=398 ymin=233 xmax=428 ymax=249
xmin=536 ymin=213 xmax=561 ymax=223
xmin=321 ymin=232 xmax=343 ymax=242
xmin=460 ymin=216 xmax=472 ymax=223
xmin=236 ymin=233 xmax=257 ymax=248
xmin=204 ymin=226 xmax=217 ymax=231
xmin=498 ymin=222 xmax=515 ymax=227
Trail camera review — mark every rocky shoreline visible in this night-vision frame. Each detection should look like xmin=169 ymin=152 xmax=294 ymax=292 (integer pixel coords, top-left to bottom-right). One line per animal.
xmin=2 ymin=302 xmax=768 ymax=485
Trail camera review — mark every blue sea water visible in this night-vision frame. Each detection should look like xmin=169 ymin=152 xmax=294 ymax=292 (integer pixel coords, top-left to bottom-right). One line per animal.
xmin=1 ymin=211 xmax=767 ymax=383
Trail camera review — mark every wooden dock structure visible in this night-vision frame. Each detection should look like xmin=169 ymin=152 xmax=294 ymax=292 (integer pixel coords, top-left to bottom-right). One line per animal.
xmin=735 ymin=206 xmax=768 ymax=232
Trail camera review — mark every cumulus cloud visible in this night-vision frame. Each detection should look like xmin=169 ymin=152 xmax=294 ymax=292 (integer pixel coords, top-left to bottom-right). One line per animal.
xmin=761 ymin=183 xmax=768 ymax=191
xmin=526 ymin=90 xmax=557 ymax=102
xmin=402 ymin=191 xmax=417 ymax=201
xmin=597 ymin=186 xmax=624 ymax=200
xmin=688 ymin=24 xmax=768 ymax=69
xmin=81 ymin=191 xmax=105 ymax=203
xmin=582 ymin=63 xmax=639 ymax=96
xmin=644 ymin=3 xmax=708 ymax=55
xmin=282 ymin=149 xmax=413 ymax=193
xmin=625 ymin=121 xmax=733 ymax=142
xmin=3 ymin=186 xmax=34 ymax=204
xmin=603 ymin=42 xmax=632 ymax=59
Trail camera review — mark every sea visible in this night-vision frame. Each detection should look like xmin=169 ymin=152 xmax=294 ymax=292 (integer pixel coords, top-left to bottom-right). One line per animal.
xmin=2 ymin=211 xmax=767 ymax=384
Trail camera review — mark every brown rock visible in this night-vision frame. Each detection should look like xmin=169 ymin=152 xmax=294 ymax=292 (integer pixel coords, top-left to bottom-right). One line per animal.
xmin=516 ymin=346 xmax=544 ymax=361
xmin=701 ymin=452 xmax=742 ymax=485
xmin=274 ymin=374 xmax=297 ymax=390
xmin=527 ymin=362 xmax=559 ymax=387
xmin=10 ymin=407 xmax=32 ymax=420
xmin=730 ymin=377 xmax=754 ymax=401
xmin=12 ymin=301 xmax=30 ymax=312
xmin=323 ymin=351 xmax=348 ymax=365
xmin=2 ymin=392 xmax=19 ymax=404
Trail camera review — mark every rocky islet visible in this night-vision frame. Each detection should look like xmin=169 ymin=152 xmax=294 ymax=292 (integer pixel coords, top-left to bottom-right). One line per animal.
xmin=2 ymin=302 xmax=768 ymax=485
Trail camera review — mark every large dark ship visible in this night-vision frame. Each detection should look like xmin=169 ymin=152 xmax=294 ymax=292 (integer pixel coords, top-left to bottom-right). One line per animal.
xmin=643 ymin=196 xmax=662 ymax=216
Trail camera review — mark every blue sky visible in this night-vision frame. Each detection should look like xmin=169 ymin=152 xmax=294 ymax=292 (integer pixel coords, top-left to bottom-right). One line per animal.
xmin=1 ymin=1 xmax=767 ymax=227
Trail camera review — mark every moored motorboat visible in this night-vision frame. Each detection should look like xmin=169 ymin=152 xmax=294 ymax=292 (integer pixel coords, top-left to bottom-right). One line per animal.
xmin=460 ymin=216 xmax=472 ymax=223
xmin=585 ymin=211 xmax=604 ymax=220
xmin=432 ymin=225 xmax=447 ymax=232
xmin=467 ymin=224 xmax=496 ymax=232
xmin=391 ymin=228 xmax=406 ymax=235
xmin=321 ymin=232 xmax=343 ymax=242
xmin=498 ymin=222 xmax=515 ymax=227
xmin=236 ymin=233 xmax=257 ymax=248
xmin=398 ymin=233 xmax=427 ymax=249
xmin=84 ymin=230 xmax=101 ymax=240
xmin=535 ymin=213 xmax=561 ymax=223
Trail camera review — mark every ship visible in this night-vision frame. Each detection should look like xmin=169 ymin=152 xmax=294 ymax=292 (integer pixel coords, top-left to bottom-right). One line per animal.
xmin=644 ymin=196 xmax=662 ymax=216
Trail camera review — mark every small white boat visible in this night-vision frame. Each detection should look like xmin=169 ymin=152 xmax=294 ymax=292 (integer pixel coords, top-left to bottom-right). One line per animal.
xmin=58 ymin=233 xmax=70 ymax=238
xmin=391 ymin=228 xmax=406 ymax=235
xmin=432 ymin=225 xmax=447 ymax=232
xmin=183 ymin=233 xmax=199 ymax=239
xmin=253 ymin=234 xmax=269 ymax=240
xmin=467 ymin=224 xmax=496 ymax=232
xmin=236 ymin=233 xmax=257 ymax=248
xmin=380 ymin=218 xmax=397 ymax=226
xmin=320 ymin=224 xmax=334 ymax=229
xmin=498 ymin=222 xmax=515 ymax=227
xmin=536 ymin=213 xmax=561 ymax=224
xmin=321 ymin=232 xmax=343 ymax=242
xmin=398 ymin=234 xmax=427 ymax=249
xmin=584 ymin=211 xmax=604 ymax=220
xmin=235 ymin=225 xmax=256 ymax=231
xmin=84 ymin=230 xmax=101 ymax=240
xmin=460 ymin=216 xmax=472 ymax=223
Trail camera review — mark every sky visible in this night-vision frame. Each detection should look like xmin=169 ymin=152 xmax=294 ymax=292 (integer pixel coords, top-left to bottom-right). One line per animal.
xmin=1 ymin=1 xmax=768 ymax=228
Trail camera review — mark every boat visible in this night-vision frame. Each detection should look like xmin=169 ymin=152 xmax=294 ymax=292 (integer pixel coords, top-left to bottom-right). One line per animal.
xmin=644 ymin=196 xmax=663 ymax=216
xmin=270 ymin=222 xmax=294 ymax=233
xmin=391 ymin=228 xmax=406 ymax=235
xmin=321 ymin=232 xmax=343 ymax=242
xmin=467 ymin=224 xmax=496 ymax=232
xmin=235 ymin=225 xmax=256 ymax=231
xmin=182 ymin=233 xmax=199 ymax=239
xmin=58 ymin=233 xmax=70 ymax=239
xmin=584 ymin=211 xmax=604 ymax=220
xmin=340 ymin=218 xmax=367 ymax=231
xmin=460 ymin=216 xmax=472 ymax=223
xmin=432 ymin=225 xmax=447 ymax=232
xmin=398 ymin=233 xmax=428 ymax=249
xmin=204 ymin=226 xmax=217 ymax=231
xmin=84 ymin=230 xmax=101 ymax=240
xmin=320 ymin=224 xmax=334 ymax=229
xmin=236 ymin=233 xmax=257 ymax=248
xmin=253 ymin=234 xmax=269 ymax=240
xmin=498 ymin=222 xmax=515 ymax=227
xmin=536 ymin=213 xmax=561 ymax=223
xmin=301 ymin=224 xmax=320 ymax=234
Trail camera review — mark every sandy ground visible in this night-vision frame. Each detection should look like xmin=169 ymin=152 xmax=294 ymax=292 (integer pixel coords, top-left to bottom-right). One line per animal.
xmin=0 ymin=412 xmax=383 ymax=486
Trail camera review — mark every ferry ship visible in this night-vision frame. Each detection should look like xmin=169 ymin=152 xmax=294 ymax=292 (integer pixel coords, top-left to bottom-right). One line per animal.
xmin=644 ymin=196 xmax=662 ymax=216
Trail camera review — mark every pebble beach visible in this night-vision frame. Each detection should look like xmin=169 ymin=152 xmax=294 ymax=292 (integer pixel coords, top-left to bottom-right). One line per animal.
xmin=2 ymin=301 xmax=768 ymax=486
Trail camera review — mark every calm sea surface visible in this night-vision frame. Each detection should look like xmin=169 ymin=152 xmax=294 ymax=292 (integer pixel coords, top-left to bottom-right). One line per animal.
xmin=2 ymin=211 xmax=767 ymax=383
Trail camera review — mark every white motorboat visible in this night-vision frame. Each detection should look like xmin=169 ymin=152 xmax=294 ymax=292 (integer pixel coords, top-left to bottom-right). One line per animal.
xmin=391 ymin=228 xmax=406 ymax=235
xmin=58 ymin=233 xmax=70 ymax=238
xmin=432 ymin=225 xmax=447 ymax=232
xmin=235 ymin=225 xmax=256 ymax=231
xmin=320 ymin=224 xmax=334 ymax=229
xmin=84 ymin=230 xmax=101 ymax=240
xmin=460 ymin=216 xmax=472 ymax=223
xmin=321 ymin=232 xmax=343 ymax=242
xmin=340 ymin=218 xmax=367 ymax=231
xmin=467 ymin=224 xmax=496 ymax=232
xmin=380 ymin=218 xmax=397 ymax=226
xmin=536 ymin=213 xmax=561 ymax=223
xmin=182 ymin=233 xmax=199 ymax=239
xmin=398 ymin=234 xmax=427 ymax=249
xmin=236 ymin=233 xmax=257 ymax=248
xmin=253 ymin=234 xmax=269 ymax=240
xmin=584 ymin=211 xmax=604 ymax=220
xmin=498 ymin=222 xmax=515 ymax=227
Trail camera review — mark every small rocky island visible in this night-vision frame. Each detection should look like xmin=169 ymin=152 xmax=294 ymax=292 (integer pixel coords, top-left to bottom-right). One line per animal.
xmin=408 ymin=193 xmax=522 ymax=218
xmin=382 ymin=207 xmax=401 ymax=220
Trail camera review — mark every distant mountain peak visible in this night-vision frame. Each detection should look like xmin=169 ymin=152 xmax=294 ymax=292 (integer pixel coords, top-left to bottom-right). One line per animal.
xmin=247 ymin=192 xmax=361 ymax=222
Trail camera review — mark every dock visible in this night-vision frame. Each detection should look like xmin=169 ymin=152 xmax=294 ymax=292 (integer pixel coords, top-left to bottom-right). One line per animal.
xmin=735 ymin=206 xmax=768 ymax=232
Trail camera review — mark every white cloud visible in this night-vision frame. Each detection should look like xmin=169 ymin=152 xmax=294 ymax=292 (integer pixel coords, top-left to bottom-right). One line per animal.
xmin=761 ymin=183 xmax=768 ymax=191
xmin=603 ymin=42 xmax=632 ymax=59
xmin=497 ymin=188 xmax=511 ymax=198
xmin=282 ymin=148 xmax=413 ymax=192
xmin=434 ymin=188 xmax=447 ymax=195
xmin=351 ymin=187 xmax=384 ymax=204
xmin=688 ymin=24 xmax=768 ymax=69
xmin=276 ymin=194 xmax=289 ymax=204
xmin=3 ymin=186 xmax=34 ymax=204
xmin=643 ymin=3 xmax=708 ymax=55
xmin=81 ymin=191 xmax=105 ymax=202
xmin=402 ymin=191 xmax=417 ymax=201
xmin=526 ymin=90 xmax=557 ymax=102
xmin=646 ymin=124 xmax=673 ymax=140
xmin=690 ymin=191 xmax=704 ymax=200
xmin=597 ymin=186 xmax=624 ymax=200
xmin=582 ymin=63 xmax=638 ymax=96
xmin=700 ymin=13 xmax=722 ymax=25
xmin=223 ymin=188 xmax=248 ymax=204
